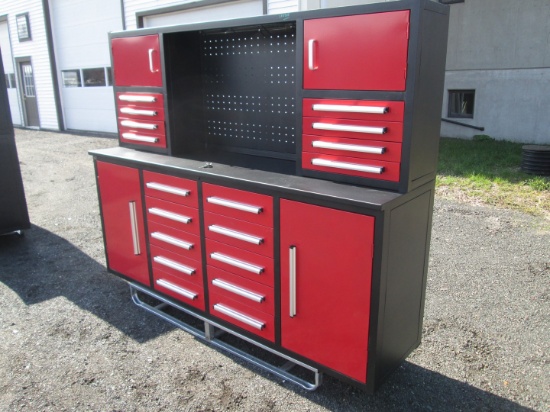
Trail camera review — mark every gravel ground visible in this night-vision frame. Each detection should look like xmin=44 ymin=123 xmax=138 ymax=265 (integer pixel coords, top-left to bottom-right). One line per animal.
xmin=0 ymin=129 xmax=548 ymax=411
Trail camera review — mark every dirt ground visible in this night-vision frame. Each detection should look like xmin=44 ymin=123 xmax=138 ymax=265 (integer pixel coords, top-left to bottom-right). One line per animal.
xmin=0 ymin=129 xmax=549 ymax=411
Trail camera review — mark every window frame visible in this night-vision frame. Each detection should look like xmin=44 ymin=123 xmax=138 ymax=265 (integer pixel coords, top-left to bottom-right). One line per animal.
xmin=448 ymin=89 xmax=475 ymax=119
xmin=16 ymin=13 xmax=32 ymax=42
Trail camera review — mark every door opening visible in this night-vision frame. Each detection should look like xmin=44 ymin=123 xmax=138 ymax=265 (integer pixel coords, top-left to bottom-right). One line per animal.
xmin=18 ymin=60 xmax=40 ymax=127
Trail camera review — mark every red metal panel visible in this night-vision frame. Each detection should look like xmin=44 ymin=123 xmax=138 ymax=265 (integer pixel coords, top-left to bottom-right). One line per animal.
xmin=153 ymin=269 xmax=205 ymax=311
xmin=150 ymin=244 xmax=203 ymax=286
xmin=112 ymin=35 xmax=162 ymax=87
xmin=303 ymin=99 xmax=404 ymax=122
xmin=207 ymin=266 xmax=274 ymax=316
xmin=280 ymin=200 xmax=374 ymax=383
xmin=145 ymin=197 xmax=200 ymax=235
xmin=303 ymin=11 xmax=409 ymax=91
xmin=148 ymin=221 xmax=202 ymax=261
xmin=204 ymin=212 xmax=274 ymax=258
xmin=96 ymin=161 xmax=149 ymax=285
xmin=303 ymin=117 xmax=403 ymax=143
xmin=303 ymin=134 xmax=402 ymax=163
xmin=202 ymin=183 xmax=273 ymax=227
xmin=143 ymin=171 xmax=198 ymax=208
xmin=302 ymin=152 xmax=400 ymax=182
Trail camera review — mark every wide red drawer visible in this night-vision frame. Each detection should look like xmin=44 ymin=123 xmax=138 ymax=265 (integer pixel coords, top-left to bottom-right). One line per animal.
xmin=148 ymin=221 xmax=202 ymax=261
xmin=303 ymin=134 xmax=402 ymax=163
xmin=145 ymin=197 xmax=200 ymax=235
xmin=202 ymin=183 xmax=273 ymax=228
xmin=153 ymin=269 xmax=205 ymax=311
xmin=150 ymin=244 xmax=203 ymax=286
xmin=303 ymin=117 xmax=403 ymax=143
xmin=205 ymin=239 xmax=274 ymax=287
xmin=204 ymin=212 xmax=273 ymax=258
xmin=209 ymin=290 xmax=275 ymax=342
xmin=143 ymin=171 xmax=198 ymax=208
xmin=302 ymin=152 xmax=400 ymax=182
xmin=303 ymin=99 xmax=404 ymax=122
xmin=117 ymin=92 xmax=164 ymax=110
xmin=207 ymin=266 xmax=274 ymax=316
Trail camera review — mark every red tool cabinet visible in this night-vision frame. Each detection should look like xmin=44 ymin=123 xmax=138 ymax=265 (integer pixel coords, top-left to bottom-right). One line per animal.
xmin=91 ymin=0 xmax=449 ymax=393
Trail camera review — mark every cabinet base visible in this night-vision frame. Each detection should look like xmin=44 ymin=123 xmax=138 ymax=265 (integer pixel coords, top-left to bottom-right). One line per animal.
xmin=129 ymin=282 xmax=323 ymax=391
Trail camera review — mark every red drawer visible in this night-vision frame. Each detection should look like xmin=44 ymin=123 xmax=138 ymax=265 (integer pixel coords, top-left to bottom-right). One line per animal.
xmin=303 ymin=134 xmax=402 ymax=163
xmin=302 ymin=152 xmax=400 ymax=182
xmin=148 ymin=221 xmax=202 ymax=261
xmin=143 ymin=171 xmax=198 ymax=208
xmin=209 ymin=290 xmax=275 ymax=342
xmin=150 ymin=244 xmax=203 ymax=286
xmin=153 ymin=269 xmax=205 ymax=311
xmin=145 ymin=197 xmax=200 ymax=235
xmin=202 ymin=183 xmax=273 ymax=228
xmin=207 ymin=266 xmax=274 ymax=316
xmin=206 ymin=239 xmax=274 ymax=287
xmin=303 ymin=117 xmax=403 ymax=143
xmin=303 ymin=99 xmax=404 ymax=122
xmin=204 ymin=212 xmax=273 ymax=258
xmin=117 ymin=92 xmax=165 ymax=121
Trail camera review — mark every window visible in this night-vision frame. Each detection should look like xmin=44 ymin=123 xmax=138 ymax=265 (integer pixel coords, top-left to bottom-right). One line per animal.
xmin=62 ymin=70 xmax=82 ymax=87
xmin=82 ymin=68 xmax=106 ymax=87
xmin=5 ymin=73 xmax=16 ymax=88
xmin=448 ymin=90 xmax=475 ymax=118
xmin=106 ymin=67 xmax=113 ymax=86
xmin=439 ymin=0 xmax=464 ymax=4
xmin=16 ymin=13 xmax=31 ymax=42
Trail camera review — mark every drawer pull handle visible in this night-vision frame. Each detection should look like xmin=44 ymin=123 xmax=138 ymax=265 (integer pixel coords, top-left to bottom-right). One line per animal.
xmin=206 ymin=197 xmax=263 ymax=214
xmin=312 ymin=122 xmax=386 ymax=135
xmin=120 ymin=107 xmax=158 ymax=117
xmin=212 ymin=279 xmax=265 ymax=303
xmin=208 ymin=225 xmax=263 ymax=245
xmin=312 ymin=140 xmax=385 ymax=155
xmin=154 ymin=256 xmax=195 ymax=275
xmin=119 ymin=94 xmax=157 ymax=103
xmin=308 ymin=39 xmax=317 ymax=71
xmin=151 ymin=232 xmax=193 ymax=250
xmin=146 ymin=182 xmax=190 ymax=197
xmin=312 ymin=104 xmax=388 ymax=114
xmin=213 ymin=303 xmax=265 ymax=330
xmin=128 ymin=201 xmax=140 ymax=255
xmin=289 ymin=246 xmax=297 ymax=317
xmin=148 ymin=207 xmax=191 ymax=224
xmin=148 ymin=48 xmax=158 ymax=73
xmin=121 ymin=133 xmax=158 ymax=143
xmin=156 ymin=279 xmax=197 ymax=300
xmin=311 ymin=158 xmax=384 ymax=174
xmin=210 ymin=252 xmax=264 ymax=274
xmin=121 ymin=120 xmax=158 ymax=130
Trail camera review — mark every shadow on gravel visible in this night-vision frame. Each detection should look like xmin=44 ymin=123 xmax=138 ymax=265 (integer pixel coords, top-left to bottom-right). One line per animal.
xmin=0 ymin=225 xmax=173 ymax=343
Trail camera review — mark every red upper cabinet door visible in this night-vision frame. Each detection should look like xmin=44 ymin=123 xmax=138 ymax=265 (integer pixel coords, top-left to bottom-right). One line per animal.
xmin=112 ymin=35 xmax=163 ymax=87
xmin=280 ymin=200 xmax=374 ymax=383
xmin=96 ymin=161 xmax=150 ymax=286
xmin=303 ymin=11 xmax=410 ymax=91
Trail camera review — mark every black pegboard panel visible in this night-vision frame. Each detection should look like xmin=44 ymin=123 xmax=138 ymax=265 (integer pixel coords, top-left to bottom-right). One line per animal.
xmin=201 ymin=23 xmax=296 ymax=156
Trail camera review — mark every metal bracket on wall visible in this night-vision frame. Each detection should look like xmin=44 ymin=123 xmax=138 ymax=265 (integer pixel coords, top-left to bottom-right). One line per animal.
xmin=129 ymin=282 xmax=323 ymax=391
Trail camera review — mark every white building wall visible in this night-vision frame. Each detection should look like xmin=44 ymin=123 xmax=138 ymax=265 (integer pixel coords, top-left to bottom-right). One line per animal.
xmin=0 ymin=20 xmax=22 ymax=125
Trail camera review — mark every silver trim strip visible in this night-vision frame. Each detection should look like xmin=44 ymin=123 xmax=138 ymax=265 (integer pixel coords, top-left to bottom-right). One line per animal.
xmin=312 ymin=104 xmax=388 ymax=114
xmin=312 ymin=122 xmax=386 ymax=135
xmin=207 ymin=197 xmax=262 ymax=214
xmin=120 ymin=120 xmax=158 ymax=130
xmin=156 ymin=279 xmax=197 ymax=300
xmin=148 ymin=207 xmax=191 ymax=224
xmin=212 ymin=278 xmax=265 ymax=303
xmin=153 ymin=256 xmax=195 ymax=275
xmin=129 ymin=201 xmax=140 ymax=255
xmin=146 ymin=182 xmax=190 ymax=197
xmin=121 ymin=133 xmax=158 ymax=143
xmin=208 ymin=225 xmax=263 ymax=245
xmin=312 ymin=140 xmax=385 ymax=154
xmin=289 ymin=246 xmax=296 ymax=317
xmin=311 ymin=158 xmax=384 ymax=174
xmin=119 ymin=94 xmax=156 ymax=103
xmin=120 ymin=107 xmax=157 ymax=117
xmin=151 ymin=232 xmax=193 ymax=250
xmin=213 ymin=303 xmax=265 ymax=330
xmin=210 ymin=252 xmax=264 ymax=274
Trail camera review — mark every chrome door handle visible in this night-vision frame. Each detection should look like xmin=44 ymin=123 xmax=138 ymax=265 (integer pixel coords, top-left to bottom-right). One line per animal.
xmin=153 ymin=256 xmax=195 ymax=275
xmin=213 ymin=304 xmax=265 ymax=330
xmin=289 ymin=246 xmax=296 ymax=317
xmin=312 ymin=104 xmax=389 ymax=114
xmin=312 ymin=122 xmax=386 ymax=135
xmin=120 ymin=107 xmax=158 ymax=117
xmin=148 ymin=48 xmax=159 ymax=73
xmin=151 ymin=232 xmax=193 ymax=250
xmin=120 ymin=120 xmax=158 ymax=130
xmin=156 ymin=279 xmax=197 ymax=300
xmin=212 ymin=278 xmax=265 ymax=303
xmin=311 ymin=158 xmax=384 ymax=174
xmin=128 ymin=201 xmax=140 ymax=255
xmin=312 ymin=140 xmax=385 ymax=155
xmin=308 ymin=39 xmax=317 ymax=71
xmin=119 ymin=94 xmax=156 ymax=103
xmin=146 ymin=182 xmax=190 ymax=197
xmin=206 ymin=197 xmax=263 ymax=214
xmin=210 ymin=252 xmax=264 ymax=274
xmin=121 ymin=133 xmax=158 ymax=143
xmin=148 ymin=207 xmax=191 ymax=224
xmin=208 ymin=225 xmax=263 ymax=245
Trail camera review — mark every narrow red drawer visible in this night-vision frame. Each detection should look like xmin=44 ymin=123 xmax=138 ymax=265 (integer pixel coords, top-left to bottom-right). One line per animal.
xmin=302 ymin=152 xmax=400 ymax=182
xmin=118 ymin=104 xmax=165 ymax=122
xmin=150 ymin=244 xmax=203 ymax=286
xmin=303 ymin=117 xmax=403 ymax=143
xmin=303 ymin=99 xmax=404 ymax=122
xmin=153 ymin=269 xmax=205 ymax=311
xmin=117 ymin=92 xmax=164 ymax=110
xmin=207 ymin=266 xmax=274 ymax=316
xmin=204 ymin=212 xmax=273 ymax=258
xmin=202 ymin=183 xmax=273 ymax=228
xmin=205 ymin=239 xmax=274 ymax=287
xmin=148 ymin=221 xmax=202 ymax=261
xmin=209 ymin=290 xmax=275 ymax=342
xmin=303 ymin=134 xmax=402 ymax=163
xmin=143 ymin=171 xmax=198 ymax=208
xmin=145 ymin=197 xmax=200 ymax=235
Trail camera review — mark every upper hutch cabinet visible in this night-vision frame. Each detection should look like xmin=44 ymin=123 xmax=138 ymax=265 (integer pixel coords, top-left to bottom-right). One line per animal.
xmin=112 ymin=35 xmax=163 ymax=87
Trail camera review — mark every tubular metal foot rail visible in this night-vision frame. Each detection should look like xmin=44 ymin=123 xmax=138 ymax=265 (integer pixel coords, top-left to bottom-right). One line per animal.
xmin=129 ymin=282 xmax=323 ymax=391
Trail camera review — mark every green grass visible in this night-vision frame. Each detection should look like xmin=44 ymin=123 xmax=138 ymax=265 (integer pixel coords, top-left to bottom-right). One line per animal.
xmin=436 ymin=137 xmax=550 ymax=218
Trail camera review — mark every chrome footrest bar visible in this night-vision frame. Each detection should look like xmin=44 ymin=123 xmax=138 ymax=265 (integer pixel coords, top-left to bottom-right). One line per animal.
xmin=128 ymin=282 xmax=323 ymax=391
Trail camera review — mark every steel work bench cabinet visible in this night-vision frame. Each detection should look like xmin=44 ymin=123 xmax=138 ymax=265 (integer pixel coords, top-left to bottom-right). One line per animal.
xmin=90 ymin=0 xmax=449 ymax=392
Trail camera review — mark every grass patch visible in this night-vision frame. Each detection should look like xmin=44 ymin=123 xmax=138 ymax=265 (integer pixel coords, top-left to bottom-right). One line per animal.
xmin=436 ymin=137 xmax=550 ymax=218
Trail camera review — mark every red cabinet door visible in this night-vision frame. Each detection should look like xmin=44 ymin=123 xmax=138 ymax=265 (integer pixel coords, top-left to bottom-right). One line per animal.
xmin=96 ymin=161 xmax=150 ymax=285
xmin=303 ymin=11 xmax=409 ymax=91
xmin=280 ymin=200 xmax=374 ymax=383
xmin=112 ymin=35 xmax=162 ymax=87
